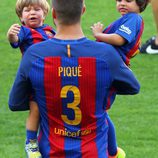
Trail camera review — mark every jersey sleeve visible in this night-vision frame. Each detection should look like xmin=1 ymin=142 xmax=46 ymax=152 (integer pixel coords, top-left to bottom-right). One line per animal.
xmin=115 ymin=13 xmax=142 ymax=43
xmin=105 ymin=45 xmax=140 ymax=94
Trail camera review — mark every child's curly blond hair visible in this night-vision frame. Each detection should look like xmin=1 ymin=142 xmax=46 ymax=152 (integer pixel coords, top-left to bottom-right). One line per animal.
xmin=15 ymin=0 xmax=50 ymax=18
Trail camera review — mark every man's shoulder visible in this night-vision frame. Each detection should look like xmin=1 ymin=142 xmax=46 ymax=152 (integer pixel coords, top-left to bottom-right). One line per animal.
xmin=87 ymin=38 xmax=115 ymax=49
xmin=87 ymin=40 xmax=119 ymax=62
xmin=26 ymin=38 xmax=118 ymax=60
xmin=95 ymin=41 xmax=117 ymax=53
xmin=27 ymin=39 xmax=52 ymax=52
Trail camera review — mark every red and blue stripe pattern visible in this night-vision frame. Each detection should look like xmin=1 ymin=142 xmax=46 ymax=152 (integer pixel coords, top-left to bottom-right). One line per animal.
xmin=125 ymin=20 xmax=144 ymax=65
xmin=102 ymin=13 xmax=144 ymax=66
xmin=11 ymin=25 xmax=55 ymax=55
xmin=30 ymin=56 xmax=110 ymax=157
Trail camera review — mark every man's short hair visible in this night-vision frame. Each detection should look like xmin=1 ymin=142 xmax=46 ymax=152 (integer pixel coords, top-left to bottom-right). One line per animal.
xmin=52 ymin=0 xmax=83 ymax=25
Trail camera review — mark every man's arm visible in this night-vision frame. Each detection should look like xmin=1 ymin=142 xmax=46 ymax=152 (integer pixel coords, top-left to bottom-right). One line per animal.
xmin=8 ymin=68 xmax=31 ymax=111
xmin=8 ymin=49 xmax=33 ymax=111
xmin=106 ymin=45 xmax=140 ymax=95
xmin=112 ymin=65 xmax=140 ymax=95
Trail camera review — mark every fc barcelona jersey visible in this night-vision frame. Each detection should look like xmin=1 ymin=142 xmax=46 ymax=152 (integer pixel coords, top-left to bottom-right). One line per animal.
xmin=10 ymin=24 xmax=56 ymax=55
xmin=103 ymin=13 xmax=144 ymax=66
xmin=9 ymin=38 xmax=140 ymax=158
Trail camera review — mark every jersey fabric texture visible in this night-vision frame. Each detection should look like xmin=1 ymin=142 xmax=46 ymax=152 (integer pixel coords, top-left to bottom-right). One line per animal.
xmin=103 ymin=12 xmax=144 ymax=66
xmin=10 ymin=24 xmax=56 ymax=55
xmin=9 ymin=38 xmax=140 ymax=158
xmin=103 ymin=13 xmax=143 ymax=110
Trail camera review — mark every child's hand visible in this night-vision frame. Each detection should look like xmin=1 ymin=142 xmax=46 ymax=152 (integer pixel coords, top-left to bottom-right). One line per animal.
xmin=7 ymin=24 xmax=21 ymax=43
xmin=91 ymin=22 xmax=104 ymax=38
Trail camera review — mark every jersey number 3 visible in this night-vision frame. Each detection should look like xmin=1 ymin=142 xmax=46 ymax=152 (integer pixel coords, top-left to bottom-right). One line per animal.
xmin=60 ymin=85 xmax=82 ymax=126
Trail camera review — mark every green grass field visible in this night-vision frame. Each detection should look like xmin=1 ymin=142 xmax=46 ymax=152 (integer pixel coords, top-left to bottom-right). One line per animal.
xmin=0 ymin=0 xmax=158 ymax=157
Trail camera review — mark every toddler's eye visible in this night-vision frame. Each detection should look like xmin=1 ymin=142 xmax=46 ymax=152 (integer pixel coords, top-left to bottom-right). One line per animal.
xmin=34 ymin=7 xmax=42 ymax=11
xmin=23 ymin=8 xmax=30 ymax=12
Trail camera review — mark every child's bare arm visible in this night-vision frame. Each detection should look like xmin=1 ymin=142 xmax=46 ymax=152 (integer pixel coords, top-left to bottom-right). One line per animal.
xmin=7 ymin=24 xmax=21 ymax=43
xmin=91 ymin=22 xmax=125 ymax=46
xmin=91 ymin=22 xmax=104 ymax=39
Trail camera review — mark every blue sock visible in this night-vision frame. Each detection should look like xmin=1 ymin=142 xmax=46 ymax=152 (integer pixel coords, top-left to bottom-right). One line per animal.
xmin=106 ymin=115 xmax=117 ymax=156
xmin=26 ymin=130 xmax=37 ymax=144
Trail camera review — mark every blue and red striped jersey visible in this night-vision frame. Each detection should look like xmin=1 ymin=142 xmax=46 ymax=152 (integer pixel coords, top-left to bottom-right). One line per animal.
xmin=9 ymin=38 xmax=140 ymax=158
xmin=10 ymin=24 xmax=56 ymax=55
xmin=103 ymin=13 xmax=144 ymax=66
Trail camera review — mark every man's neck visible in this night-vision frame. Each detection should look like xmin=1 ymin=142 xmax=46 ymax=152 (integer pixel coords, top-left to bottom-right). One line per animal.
xmin=54 ymin=23 xmax=85 ymax=40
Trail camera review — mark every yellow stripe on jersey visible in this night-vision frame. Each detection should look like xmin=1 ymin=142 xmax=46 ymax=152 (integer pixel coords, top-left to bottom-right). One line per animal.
xmin=67 ymin=44 xmax=71 ymax=57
